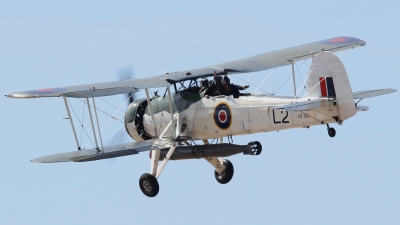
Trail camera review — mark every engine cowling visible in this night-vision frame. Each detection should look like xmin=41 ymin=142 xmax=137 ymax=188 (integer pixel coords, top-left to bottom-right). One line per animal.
xmin=125 ymin=98 xmax=153 ymax=141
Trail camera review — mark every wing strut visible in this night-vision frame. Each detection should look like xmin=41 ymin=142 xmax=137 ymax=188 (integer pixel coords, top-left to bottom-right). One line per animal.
xmin=291 ymin=61 xmax=297 ymax=97
xmin=63 ymin=95 xmax=81 ymax=150
xmin=145 ymin=88 xmax=158 ymax=138
xmin=167 ymin=87 xmax=176 ymax=139
xmin=91 ymin=97 xmax=104 ymax=152
xmin=145 ymin=87 xmax=161 ymax=176
xmin=86 ymin=97 xmax=100 ymax=151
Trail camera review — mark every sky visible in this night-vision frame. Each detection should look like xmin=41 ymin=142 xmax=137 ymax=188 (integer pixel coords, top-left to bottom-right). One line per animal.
xmin=1 ymin=1 xmax=399 ymax=225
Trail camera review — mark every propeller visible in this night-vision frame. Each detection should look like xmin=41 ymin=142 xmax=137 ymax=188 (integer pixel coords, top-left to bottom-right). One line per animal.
xmin=117 ymin=65 xmax=136 ymax=104
xmin=102 ymin=65 xmax=136 ymax=167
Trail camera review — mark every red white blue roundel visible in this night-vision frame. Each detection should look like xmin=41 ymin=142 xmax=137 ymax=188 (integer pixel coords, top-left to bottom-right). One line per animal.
xmin=213 ymin=103 xmax=232 ymax=130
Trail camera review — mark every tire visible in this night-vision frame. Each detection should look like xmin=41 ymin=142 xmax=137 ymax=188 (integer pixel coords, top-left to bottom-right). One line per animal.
xmin=214 ymin=159 xmax=234 ymax=184
xmin=139 ymin=173 xmax=159 ymax=197
xmin=328 ymin=127 xmax=336 ymax=137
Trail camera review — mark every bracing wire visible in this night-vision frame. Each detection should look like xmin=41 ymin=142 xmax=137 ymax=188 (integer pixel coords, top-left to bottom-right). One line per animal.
xmin=230 ymin=74 xmax=270 ymax=93
xmin=105 ymin=126 xmax=126 ymax=147
xmin=253 ymin=68 xmax=275 ymax=94
xmin=274 ymin=73 xmax=293 ymax=94
xmin=67 ymin=98 xmax=95 ymax=148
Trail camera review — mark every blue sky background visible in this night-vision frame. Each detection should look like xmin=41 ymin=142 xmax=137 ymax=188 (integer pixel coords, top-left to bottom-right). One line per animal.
xmin=1 ymin=1 xmax=399 ymax=224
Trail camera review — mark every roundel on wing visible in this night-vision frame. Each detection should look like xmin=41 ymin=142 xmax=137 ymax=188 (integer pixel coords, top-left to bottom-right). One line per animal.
xmin=213 ymin=103 xmax=232 ymax=130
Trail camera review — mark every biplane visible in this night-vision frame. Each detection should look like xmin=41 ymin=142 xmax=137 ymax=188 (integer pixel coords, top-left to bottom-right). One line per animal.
xmin=5 ymin=37 xmax=396 ymax=197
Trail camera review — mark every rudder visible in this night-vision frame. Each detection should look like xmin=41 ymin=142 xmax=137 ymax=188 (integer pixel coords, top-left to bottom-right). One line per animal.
xmin=306 ymin=51 xmax=356 ymax=122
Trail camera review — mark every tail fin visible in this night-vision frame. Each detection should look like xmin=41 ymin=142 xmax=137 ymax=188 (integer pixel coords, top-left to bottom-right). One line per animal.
xmin=306 ymin=51 xmax=356 ymax=122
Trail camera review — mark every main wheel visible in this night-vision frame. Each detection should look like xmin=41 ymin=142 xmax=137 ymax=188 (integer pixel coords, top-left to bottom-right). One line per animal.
xmin=139 ymin=173 xmax=159 ymax=197
xmin=328 ymin=127 xmax=336 ymax=137
xmin=214 ymin=159 xmax=234 ymax=184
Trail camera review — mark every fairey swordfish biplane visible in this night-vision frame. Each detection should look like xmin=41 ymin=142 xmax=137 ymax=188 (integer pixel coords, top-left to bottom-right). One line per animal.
xmin=6 ymin=37 xmax=396 ymax=197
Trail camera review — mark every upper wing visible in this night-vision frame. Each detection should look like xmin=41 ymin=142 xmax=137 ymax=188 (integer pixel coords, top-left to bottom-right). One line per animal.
xmin=5 ymin=78 xmax=171 ymax=98
xmin=353 ymin=88 xmax=397 ymax=99
xmin=6 ymin=36 xmax=365 ymax=99
xmin=31 ymin=138 xmax=175 ymax=163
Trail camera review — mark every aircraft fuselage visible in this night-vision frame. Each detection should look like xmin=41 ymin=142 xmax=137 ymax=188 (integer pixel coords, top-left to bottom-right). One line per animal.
xmin=125 ymin=92 xmax=340 ymax=141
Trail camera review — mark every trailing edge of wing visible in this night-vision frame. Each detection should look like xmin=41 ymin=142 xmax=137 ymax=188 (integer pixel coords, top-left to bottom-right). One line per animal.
xmin=274 ymin=98 xmax=334 ymax=111
xmin=353 ymin=88 xmax=397 ymax=99
xmin=6 ymin=36 xmax=365 ymax=99
xmin=31 ymin=139 xmax=175 ymax=163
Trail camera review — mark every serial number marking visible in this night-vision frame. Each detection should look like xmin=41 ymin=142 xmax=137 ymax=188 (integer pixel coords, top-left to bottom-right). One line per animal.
xmin=273 ymin=109 xmax=289 ymax=124
xmin=298 ymin=113 xmax=310 ymax=118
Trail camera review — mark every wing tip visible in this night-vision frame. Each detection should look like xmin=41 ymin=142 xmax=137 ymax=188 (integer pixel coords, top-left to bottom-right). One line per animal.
xmin=318 ymin=36 xmax=366 ymax=46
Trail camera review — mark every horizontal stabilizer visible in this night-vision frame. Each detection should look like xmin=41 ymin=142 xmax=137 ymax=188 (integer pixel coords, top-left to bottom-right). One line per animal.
xmin=31 ymin=139 xmax=175 ymax=163
xmin=274 ymin=98 xmax=334 ymax=111
xmin=353 ymin=88 xmax=397 ymax=99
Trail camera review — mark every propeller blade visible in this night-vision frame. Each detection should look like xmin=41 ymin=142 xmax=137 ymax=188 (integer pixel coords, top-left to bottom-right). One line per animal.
xmin=116 ymin=65 xmax=136 ymax=104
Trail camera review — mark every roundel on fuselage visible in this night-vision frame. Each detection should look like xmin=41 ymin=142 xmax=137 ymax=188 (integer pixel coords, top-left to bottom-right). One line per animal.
xmin=213 ymin=103 xmax=232 ymax=130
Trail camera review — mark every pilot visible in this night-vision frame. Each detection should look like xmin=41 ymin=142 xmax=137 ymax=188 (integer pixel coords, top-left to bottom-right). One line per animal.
xmin=213 ymin=72 xmax=227 ymax=95
xmin=199 ymin=78 xmax=209 ymax=93
xmin=204 ymin=72 xmax=224 ymax=96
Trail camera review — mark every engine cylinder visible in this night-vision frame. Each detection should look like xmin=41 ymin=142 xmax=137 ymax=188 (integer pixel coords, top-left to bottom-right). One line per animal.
xmin=125 ymin=98 xmax=153 ymax=141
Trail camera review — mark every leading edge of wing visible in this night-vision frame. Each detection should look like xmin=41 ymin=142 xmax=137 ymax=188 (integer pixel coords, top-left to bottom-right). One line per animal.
xmin=211 ymin=36 xmax=366 ymax=74
xmin=31 ymin=139 xmax=175 ymax=163
xmin=5 ymin=77 xmax=172 ymax=99
xmin=163 ymin=36 xmax=366 ymax=81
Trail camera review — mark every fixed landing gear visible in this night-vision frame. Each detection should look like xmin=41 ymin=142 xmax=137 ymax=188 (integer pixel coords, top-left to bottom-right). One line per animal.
xmin=139 ymin=173 xmax=159 ymax=197
xmin=214 ymin=159 xmax=234 ymax=184
xmin=138 ymin=141 xmax=261 ymax=196
xmin=326 ymin=124 xmax=336 ymax=137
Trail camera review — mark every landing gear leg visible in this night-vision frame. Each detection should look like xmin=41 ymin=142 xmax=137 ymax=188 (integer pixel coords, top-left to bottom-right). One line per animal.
xmin=139 ymin=146 xmax=177 ymax=197
xmin=327 ymin=124 xmax=336 ymax=138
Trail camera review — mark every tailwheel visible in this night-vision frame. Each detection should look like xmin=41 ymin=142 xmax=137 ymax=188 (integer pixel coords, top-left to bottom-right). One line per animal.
xmin=139 ymin=173 xmax=159 ymax=197
xmin=326 ymin=124 xmax=336 ymax=137
xmin=214 ymin=159 xmax=234 ymax=184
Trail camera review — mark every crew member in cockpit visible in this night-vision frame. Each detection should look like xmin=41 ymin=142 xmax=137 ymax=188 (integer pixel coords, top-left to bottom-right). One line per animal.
xmin=222 ymin=75 xmax=249 ymax=98
xmin=199 ymin=78 xmax=209 ymax=93
xmin=204 ymin=72 xmax=224 ymax=96
xmin=213 ymin=72 xmax=227 ymax=95
xmin=205 ymin=71 xmax=249 ymax=97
